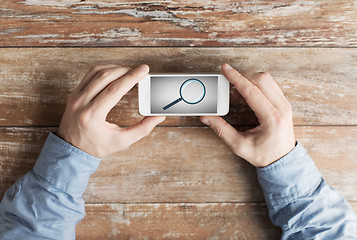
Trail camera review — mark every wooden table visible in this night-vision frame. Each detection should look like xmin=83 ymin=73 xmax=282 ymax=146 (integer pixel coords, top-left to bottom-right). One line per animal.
xmin=1 ymin=1 xmax=356 ymax=239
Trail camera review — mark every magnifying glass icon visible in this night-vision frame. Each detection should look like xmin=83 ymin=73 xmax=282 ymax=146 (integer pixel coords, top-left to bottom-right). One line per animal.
xmin=163 ymin=78 xmax=206 ymax=110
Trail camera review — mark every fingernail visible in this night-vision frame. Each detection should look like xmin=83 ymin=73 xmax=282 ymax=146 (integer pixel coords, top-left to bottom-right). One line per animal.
xmin=138 ymin=64 xmax=149 ymax=72
xmin=158 ymin=116 xmax=166 ymax=123
xmin=223 ymin=63 xmax=233 ymax=70
xmin=200 ymin=117 xmax=209 ymax=125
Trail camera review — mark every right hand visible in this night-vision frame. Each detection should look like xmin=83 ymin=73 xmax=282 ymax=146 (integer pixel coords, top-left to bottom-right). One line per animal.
xmin=200 ymin=64 xmax=296 ymax=167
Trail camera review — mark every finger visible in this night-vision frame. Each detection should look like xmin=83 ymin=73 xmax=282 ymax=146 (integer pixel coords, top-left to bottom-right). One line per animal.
xmin=73 ymin=64 xmax=121 ymax=94
xmin=120 ymin=116 xmax=166 ymax=147
xmin=200 ymin=116 xmax=245 ymax=154
xmin=79 ymin=66 xmax=132 ymax=105
xmin=90 ymin=64 xmax=150 ymax=118
xmin=221 ymin=64 xmax=276 ymax=123
xmin=244 ymin=72 xmax=289 ymax=111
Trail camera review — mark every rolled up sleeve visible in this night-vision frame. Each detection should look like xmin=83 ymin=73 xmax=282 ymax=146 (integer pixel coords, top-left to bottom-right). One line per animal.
xmin=0 ymin=132 xmax=101 ymax=240
xmin=257 ymin=142 xmax=357 ymax=239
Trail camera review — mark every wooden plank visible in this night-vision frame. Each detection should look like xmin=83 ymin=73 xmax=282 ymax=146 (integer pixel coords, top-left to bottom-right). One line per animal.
xmin=77 ymin=202 xmax=357 ymax=239
xmin=0 ymin=48 xmax=356 ymax=126
xmin=76 ymin=203 xmax=282 ymax=239
xmin=0 ymin=126 xmax=356 ymax=203
xmin=1 ymin=0 xmax=357 ymax=47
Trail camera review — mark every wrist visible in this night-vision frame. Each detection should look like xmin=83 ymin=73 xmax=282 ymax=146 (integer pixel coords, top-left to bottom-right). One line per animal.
xmin=261 ymin=141 xmax=297 ymax=168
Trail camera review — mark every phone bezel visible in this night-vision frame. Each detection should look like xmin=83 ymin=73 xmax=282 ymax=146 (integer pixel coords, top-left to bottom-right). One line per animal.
xmin=139 ymin=74 xmax=230 ymax=116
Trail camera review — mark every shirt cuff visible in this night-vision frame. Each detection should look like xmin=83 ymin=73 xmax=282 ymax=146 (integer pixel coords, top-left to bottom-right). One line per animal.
xmin=256 ymin=142 xmax=323 ymax=209
xmin=33 ymin=132 xmax=101 ymax=196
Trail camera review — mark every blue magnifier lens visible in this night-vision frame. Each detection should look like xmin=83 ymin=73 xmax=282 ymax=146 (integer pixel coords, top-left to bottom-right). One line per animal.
xmin=163 ymin=78 xmax=206 ymax=110
xmin=180 ymin=79 xmax=206 ymax=104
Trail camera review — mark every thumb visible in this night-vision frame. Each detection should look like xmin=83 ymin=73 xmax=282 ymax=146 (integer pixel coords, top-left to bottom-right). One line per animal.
xmin=200 ymin=116 xmax=244 ymax=153
xmin=122 ymin=116 xmax=166 ymax=146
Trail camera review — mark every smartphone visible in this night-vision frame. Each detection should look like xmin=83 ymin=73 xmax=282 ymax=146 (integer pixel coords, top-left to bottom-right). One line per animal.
xmin=139 ymin=74 xmax=230 ymax=116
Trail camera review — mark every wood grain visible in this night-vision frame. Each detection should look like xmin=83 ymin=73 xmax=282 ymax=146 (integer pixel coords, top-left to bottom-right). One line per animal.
xmin=77 ymin=202 xmax=357 ymax=239
xmin=1 ymin=0 xmax=357 ymax=47
xmin=1 ymin=47 xmax=356 ymax=126
xmin=76 ymin=203 xmax=282 ymax=239
xmin=1 ymin=0 xmax=356 ymax=237
xmin=1 ymin=126 xmax=356 ymax=203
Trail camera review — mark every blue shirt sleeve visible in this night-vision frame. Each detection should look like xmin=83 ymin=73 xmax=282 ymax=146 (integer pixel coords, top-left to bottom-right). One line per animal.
xmin=1 ymin=135 xmax=356 ymax=239
xmin=0 ymin=132 xmax=101 ymax=240
xmin=257 ymin=142 xmax=357 ymax=239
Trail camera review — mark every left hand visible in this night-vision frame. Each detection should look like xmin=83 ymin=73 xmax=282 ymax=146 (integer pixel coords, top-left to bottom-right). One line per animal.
xmin=57 ymin=64 xmax=165 ymax=158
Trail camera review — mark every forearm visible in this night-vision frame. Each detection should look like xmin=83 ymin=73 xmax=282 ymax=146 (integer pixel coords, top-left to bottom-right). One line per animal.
xmin=0 ymin=133 xmax=101 ymax=239
xmin=257 ymin=142 xmax=357 ymax=239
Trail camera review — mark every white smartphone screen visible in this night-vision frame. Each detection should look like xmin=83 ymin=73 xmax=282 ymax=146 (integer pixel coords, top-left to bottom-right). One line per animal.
xmin=150 ymin=76 xmax=218 ymax=114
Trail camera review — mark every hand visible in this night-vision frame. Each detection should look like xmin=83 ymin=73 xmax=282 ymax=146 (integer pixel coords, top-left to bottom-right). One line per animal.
xmin=57 ymin=64 xmax=165 ymax=158
xmin=200 ymin=64 xmax=296 ymax=167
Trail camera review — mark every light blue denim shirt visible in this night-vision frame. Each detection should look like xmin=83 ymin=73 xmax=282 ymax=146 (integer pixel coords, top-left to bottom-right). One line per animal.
xmin=0 ymin=132 xmax=356 ymax=239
